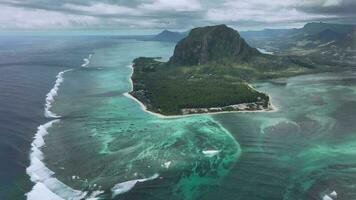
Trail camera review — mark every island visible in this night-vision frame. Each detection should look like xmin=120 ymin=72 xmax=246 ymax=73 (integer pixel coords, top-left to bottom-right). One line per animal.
xmin=128 ymin=24 xmax=316 ymax=116
xmin=150 ymin=30 xmax=188 ymax=43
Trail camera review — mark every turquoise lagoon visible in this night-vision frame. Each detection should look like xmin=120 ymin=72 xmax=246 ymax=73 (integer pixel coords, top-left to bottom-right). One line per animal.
xmin=25 ymin=37 xmax=356 ymax=200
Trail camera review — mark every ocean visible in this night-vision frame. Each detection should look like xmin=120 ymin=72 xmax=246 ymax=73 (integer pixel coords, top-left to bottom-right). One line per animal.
xmin=1 ymin=33 xmax=356 ymax=200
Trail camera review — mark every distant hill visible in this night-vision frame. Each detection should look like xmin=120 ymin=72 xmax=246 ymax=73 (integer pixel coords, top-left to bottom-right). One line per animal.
xmin=242 ymin=22 xmax=356 ymax=39
xmin=241 ymin=29 xmax=294 ymax=38
xmin=336 ymin=31 xmax=356 ymax=47
xmin=242 ymin=22 xmax=356 ymax=66
xmin=309 ymin=29 xmax=345 ymax=42
xmin=150 ymin=30 xmax=188 ymax=42
xmin=299 ymin=22 xmax=356 ymax=35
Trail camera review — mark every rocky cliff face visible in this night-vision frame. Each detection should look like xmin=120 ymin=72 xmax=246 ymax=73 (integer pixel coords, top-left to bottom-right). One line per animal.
xmin=168 ymin=24 xmax=260 ymax=66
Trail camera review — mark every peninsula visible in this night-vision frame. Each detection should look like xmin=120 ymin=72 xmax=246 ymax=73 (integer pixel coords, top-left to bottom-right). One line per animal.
xmin=129 ymin=24 xmax=315 ymax=116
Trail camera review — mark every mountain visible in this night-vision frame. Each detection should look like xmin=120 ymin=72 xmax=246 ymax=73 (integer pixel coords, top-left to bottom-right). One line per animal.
xmin=299 ymin=22 xmax=356 ymax=35
xmin=335 ymin=30 xmax=356 ymax=48
xmin=309 ymin=29 xmax=345 ymax=42
xmin=128 ymin=25 xmax=315 ymax=116
xmin=242 ymin=22 xmax=356 ymax=44
xmin=168 ymin=25 xmax=260 ymax=66
xmin=242 ymin=22 xmax=356 ymax=66
xmin=151 ymin=30 xmax=188 ymax=42
xmin=241 ymin=28 xmax=293 ymax=39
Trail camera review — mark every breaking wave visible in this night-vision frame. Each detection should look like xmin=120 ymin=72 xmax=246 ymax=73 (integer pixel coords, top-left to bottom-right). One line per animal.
xmin=27 ymin=69 xmax=103 ymax=200
xmin=44 ymin=69 xmax=72 ymax=118
xmin=111 ymin=173 xmax=159 ymax=197
xmin=81 ymin=54 xmax=92 ymax=67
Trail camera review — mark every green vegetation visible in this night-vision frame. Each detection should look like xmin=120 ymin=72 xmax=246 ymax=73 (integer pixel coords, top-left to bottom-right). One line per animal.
xmin=130 ymin=25 xmax=316 ymax=115
xmin=243 ymin=22 xmax=356 ymax=68
xmin=131 ymin=58 xmax=270 ymax=115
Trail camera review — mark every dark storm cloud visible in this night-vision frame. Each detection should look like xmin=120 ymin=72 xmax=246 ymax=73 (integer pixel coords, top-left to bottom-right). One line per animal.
xmin=0 ymin=0 xmax=354 ymax=30
xmin=297 ymin=0 xmax=356 ymax=15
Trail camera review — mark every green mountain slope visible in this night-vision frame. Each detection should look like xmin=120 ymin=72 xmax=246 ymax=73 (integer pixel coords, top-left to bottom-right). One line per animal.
xmin=242 ymin=22 xmax=356 ymax=66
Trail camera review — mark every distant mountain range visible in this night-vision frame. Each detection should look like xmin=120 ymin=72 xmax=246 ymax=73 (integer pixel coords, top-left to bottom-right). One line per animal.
xmin=242 ymin=22 xmax=356 ymax=66
xmin=241 ymin=22 xmax=356 ymax=39
xmin=300 ymin=22 xmax=356 ymax=35
xmin=150 ymin=22 xmax=355 ymax=55
xmin=308 ymin=29 xmax=345 ymax=42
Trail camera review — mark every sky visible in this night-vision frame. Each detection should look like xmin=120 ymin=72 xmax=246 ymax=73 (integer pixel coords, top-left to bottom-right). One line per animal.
xmin=0 ymin=0 xmax=355 ymax=31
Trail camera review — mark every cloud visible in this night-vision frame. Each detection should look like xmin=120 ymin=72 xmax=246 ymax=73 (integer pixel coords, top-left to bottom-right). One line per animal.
xmin=0 ymin=0 xmax=354 ymax=30
xmin=206 ymin=0 xmax=334 ymax=24
xmin=323 ymin=0 xmax=342 ymax=7
xmin=139 ymin=0 xmax=202 ymax=12
xmin=0 ymin=5 xmax=99 ymax=29
xmin=63 ymin=3 xmax=140 ymax=16
xmin=299 ymin=0 xmax=356 ymax=15
xmin=0 ymin=3 xmax=162 ymax=29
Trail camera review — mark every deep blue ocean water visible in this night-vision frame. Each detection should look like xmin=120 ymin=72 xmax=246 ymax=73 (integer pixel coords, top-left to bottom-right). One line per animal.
xmin=0 ymin=35 xmax=109 ymax=199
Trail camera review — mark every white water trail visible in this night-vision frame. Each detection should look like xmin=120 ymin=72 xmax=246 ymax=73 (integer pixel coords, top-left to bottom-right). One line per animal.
xmin=202 ymin=150 xmax=220 ymax=157
xmin=257 ymin=48 xmax=274 ymax=55
xmin=81 ymin=54 xmax=92 ymax=67
xmin=44 ymin=69 xmax=72 ymax=118
xmin=111 ymin=173 xmax=159 ymax=197
xmin=27 ymin=69 xmax=103 ymax=200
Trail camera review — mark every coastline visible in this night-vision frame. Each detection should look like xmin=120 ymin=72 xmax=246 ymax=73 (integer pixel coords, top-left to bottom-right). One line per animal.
xmin=124 ymin=64 xmax=278 ymax=119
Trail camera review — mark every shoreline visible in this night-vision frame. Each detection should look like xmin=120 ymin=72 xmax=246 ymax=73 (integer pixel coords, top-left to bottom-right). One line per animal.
xmin=124 ymin=64 xmax=278 ymax=119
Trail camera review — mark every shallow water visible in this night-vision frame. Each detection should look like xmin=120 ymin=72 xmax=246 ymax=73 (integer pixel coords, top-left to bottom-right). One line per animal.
xmin=44 ymin=39 xmax=356 ymax=199
xmin=37 ymin=39 xmax=240 ymax=200
xmin=211 ymin=72 xmax=356 ymax=200
xmin=1 ymin=35 xmax=356 ymax=200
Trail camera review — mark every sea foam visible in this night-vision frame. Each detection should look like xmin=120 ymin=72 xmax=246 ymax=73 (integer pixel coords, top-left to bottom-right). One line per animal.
xmin=27 ymin=182 xmax=64 ymax=200
xmin=323 ymin=190 xmax=337 ymax=200
xmin=81 ymin=54 xmax=92 ymax=67
xmin=202 ymin=150 xmax=220 ymax=157
xmin=26 ymin=119 xmax=87 ymax=200
xmin=111 ymin=173 xmax=159 ymax=197
xmin=27 ymin=69 xmax=103 ymax=200
xmin=44 ymin=69 xmax=72 ymax=118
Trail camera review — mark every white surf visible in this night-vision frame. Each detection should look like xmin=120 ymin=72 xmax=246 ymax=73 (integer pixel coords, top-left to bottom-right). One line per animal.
xmin=27 ymin=69 xmax=103 ymax=200
xmin=111 ymin=173 xmax=159 ymax=197
xmin=81 ymin=54 xmax=93 ymax=67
